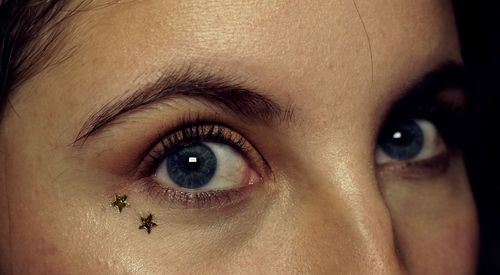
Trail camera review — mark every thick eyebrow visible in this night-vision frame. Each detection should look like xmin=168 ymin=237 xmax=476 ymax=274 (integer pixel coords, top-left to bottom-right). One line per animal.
xmin=74 ymin=67 xmax=293 ymax=143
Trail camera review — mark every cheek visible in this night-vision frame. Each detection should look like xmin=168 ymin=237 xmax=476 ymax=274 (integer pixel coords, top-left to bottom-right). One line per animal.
xmin=433 ymin=217 xmax=478 ymax=270
xmin=397 ymin=208 xmax=479 ymax=274
xmin=380 ymin=158 xmax=479 ymax=274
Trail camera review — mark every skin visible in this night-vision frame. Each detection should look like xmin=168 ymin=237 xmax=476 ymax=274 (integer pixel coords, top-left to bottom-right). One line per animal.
xmin=0 ymin=0 xmax=478 ymax=274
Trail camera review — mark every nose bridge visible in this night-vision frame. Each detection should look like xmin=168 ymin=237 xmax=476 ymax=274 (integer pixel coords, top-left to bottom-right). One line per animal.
xmin=292 ymin=154 xmax=405 ymax=274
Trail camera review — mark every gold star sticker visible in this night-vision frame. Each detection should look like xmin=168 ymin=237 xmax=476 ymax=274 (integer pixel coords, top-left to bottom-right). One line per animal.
xmin=111 ymin=194 xmax=129 ymax=212
xmin=139 ymin=214 xmax=157 ymax=234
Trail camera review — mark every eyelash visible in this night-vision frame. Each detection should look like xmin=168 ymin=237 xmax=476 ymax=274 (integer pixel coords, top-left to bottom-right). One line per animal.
xmin=135 ymin=119 xmax=267 ymax=208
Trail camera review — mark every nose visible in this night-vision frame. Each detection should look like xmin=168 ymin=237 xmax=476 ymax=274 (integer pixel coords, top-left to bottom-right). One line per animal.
xmin=250 ymin=157 xmax=407 ymax=274
xmin=294 ymin=171 xmax=406 ymax=274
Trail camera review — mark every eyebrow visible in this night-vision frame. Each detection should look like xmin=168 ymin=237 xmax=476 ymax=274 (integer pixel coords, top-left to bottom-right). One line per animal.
xmin=391 ymin=61 xmax=466 ymax=114
xmin=74 ymin=62 xmax=465 ymax=144
xmin=74 ymin=66 xmax=293 ymax=143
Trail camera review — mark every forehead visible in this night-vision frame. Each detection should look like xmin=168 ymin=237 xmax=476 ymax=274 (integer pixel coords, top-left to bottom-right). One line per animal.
xmin=12 ymin=0 xmax=460 ymax=135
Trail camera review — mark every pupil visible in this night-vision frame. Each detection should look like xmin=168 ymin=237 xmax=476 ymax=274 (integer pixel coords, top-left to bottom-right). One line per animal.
xmin=379 ymin=119 xmax=424 ymax=160
xmin=186 ymin=157 xmax=200 ymax=169
xmin=166 ymin=143 xmax=217 ymax=189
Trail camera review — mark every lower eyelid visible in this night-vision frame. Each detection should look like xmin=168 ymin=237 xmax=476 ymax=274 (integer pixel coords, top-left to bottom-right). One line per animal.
xmin=377 ymin=152 xmax=451 ymax=179
xmin=137 ymin=177 xmax=258 ymax=209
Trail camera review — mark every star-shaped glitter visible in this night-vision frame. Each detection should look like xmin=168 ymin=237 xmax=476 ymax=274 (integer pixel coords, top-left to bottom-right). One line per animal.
xmin=111 ymin=194 xmax=129 ymax=213
xmin=139 ymin=214 xmax=157 ymax=234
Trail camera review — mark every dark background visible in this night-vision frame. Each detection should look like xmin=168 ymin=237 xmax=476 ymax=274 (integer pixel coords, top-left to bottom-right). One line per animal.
xmin=453 ymin=0 xmax=500 ymax=274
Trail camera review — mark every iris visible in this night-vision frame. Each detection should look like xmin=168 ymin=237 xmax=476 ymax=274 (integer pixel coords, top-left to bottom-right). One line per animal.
xmin=166 ymin=143 xmax=217 ymax=189
xmin=378 ymin=119 xmax=424 ymax=160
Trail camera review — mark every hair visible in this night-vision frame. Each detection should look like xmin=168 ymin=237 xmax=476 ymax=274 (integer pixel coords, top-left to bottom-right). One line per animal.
xmin=454 ymin=1 xmax=500 ymax=273
xmin=0 ymin=0 xmax=76 ymax=114
xmin=1 ymin=0 xmax=499 ymax=273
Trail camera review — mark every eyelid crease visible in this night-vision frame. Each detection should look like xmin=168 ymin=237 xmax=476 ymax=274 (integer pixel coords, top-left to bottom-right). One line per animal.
xmin=73 ymin=65 xmax=296 ymax=145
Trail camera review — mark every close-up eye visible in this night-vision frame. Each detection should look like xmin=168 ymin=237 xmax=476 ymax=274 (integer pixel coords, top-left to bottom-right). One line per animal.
xmin=137 ymin=123 xmax=266 ymax=208
xmin=156 ymin=141 xmax=259 ymax=191
xmin=376 ymin=119 xmax=446 ymax=165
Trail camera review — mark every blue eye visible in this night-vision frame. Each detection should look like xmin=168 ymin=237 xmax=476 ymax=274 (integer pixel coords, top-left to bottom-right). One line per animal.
xmin=378 ymin=119 xmax=424 ymax=160
xmin=156 ymin=141 xmax=259 ymax=191
xmin=166 ymin=143 xmax=217 ymax=189
xmin=376 ymin=119 xmax=445 ymax=164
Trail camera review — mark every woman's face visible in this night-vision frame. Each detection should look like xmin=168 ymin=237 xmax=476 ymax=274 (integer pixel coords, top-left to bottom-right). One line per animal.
xmin=0 ymin=0 xmax=478 ymax=273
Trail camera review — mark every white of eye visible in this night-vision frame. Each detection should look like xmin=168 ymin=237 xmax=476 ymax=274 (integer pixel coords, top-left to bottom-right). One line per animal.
xmin=376 ymin=119 xmax=446 ymax=165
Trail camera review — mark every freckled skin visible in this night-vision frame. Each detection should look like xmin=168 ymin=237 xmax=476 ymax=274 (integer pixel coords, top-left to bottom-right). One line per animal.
xmin=0 ymin=0 xmax=478 ymax=274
